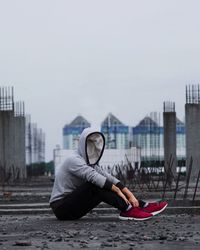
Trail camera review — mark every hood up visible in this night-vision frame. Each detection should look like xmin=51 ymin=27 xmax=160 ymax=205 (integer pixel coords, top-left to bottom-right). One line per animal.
xmin=77 ymin=128 xmax=105 ymax=165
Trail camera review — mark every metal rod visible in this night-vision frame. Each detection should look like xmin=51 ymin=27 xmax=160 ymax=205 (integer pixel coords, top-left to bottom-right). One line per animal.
xmin=149 ymin=165 xmax=156 ymax=189
xmin=162 ymin=155 xmax=174 ymax=199
xmin=186 ymin=85 xmax=188 ymax=103
xmin=2 ymin=87 xmax=5 ymax=109
xmin=174 ymin=165 xmax=182 ymax=200
xmin=183 ymin=156 xmax=193 ymax=199
xmin=192 ymin=169 xmax=200 ymax=204
xmin=12 ymin=86 xmax=14 ymax=110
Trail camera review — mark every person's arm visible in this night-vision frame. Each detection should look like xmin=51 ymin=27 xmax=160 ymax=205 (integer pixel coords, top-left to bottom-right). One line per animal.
xmin=110 ymin=181 xmax=139 ymax=207
xmin=94 ymin=165 xmax=121 ymax=186
xmin=68 ymin=157 xmax=109 ymax=189
xmin=115 ymin=181 xmax=139 ymax=207
xmin=121 ymin=187 xmax=139 ymax=207
xmin=111 ymin=184 xmax=130 ymax=205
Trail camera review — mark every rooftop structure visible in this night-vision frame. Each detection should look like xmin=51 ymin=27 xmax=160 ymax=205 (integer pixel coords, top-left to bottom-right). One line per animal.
xmin=63 ymin=115 xmax=91 ymax=149
xmin=132 ymin=113 xmax=185 ymax=162
xmin=101 ymin=113 xmax=129 ymax=149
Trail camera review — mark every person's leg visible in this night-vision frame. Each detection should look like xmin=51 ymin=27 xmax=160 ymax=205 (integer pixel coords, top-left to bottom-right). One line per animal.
xmin=53 ymin=183 xmax=101 ymax=220
xmin=95 ymin=188 xmax=147 ymax=210
xmin=52 ymin=182 xmax=128 ymax=220
xmin=94 ymin=186 xmax=128 ymax=211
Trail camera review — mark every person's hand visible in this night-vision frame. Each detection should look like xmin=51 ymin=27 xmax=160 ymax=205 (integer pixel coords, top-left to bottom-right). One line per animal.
xmin=111 ymin=185 xmax=130 ymax=205
xmin=128 ymin=195 xmax=139 ymax=207
xmin=117 ymin=189 xmax=130 ymax=205
xmin=120 ymin=187 xmax=139 ymax=207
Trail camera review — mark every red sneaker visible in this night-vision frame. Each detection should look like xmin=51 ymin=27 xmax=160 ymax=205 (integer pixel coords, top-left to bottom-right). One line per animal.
xmin=142 ymin=201 xmax=168 ymax=216
xmin=119 ymin=207 xmax=153 ymax=221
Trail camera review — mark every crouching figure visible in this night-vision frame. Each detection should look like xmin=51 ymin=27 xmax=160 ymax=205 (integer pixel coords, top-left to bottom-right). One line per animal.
xmin=50 ymin=128 xmax=167 ymax=221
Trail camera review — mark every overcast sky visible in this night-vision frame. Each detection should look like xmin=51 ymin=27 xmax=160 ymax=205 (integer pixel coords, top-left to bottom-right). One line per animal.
xmin=0 ymin=0 xmax=200 ymax=161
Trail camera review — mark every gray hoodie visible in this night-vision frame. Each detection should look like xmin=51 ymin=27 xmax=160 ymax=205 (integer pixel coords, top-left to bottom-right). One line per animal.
xmin=50 ymin=128 xmax=121 ymax=203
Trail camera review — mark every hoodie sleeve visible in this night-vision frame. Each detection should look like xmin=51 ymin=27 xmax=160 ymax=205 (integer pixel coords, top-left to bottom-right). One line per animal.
xmin=68 ymin=156 xmax=109 ymax=189
xmin=94 ymin=165 xmax=124 ymax=187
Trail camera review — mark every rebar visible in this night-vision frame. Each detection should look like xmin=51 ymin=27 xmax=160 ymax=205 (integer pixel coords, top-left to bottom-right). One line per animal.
xmin=0 ymin=86 xmax=14 ymax=111
xmin=192 ymin=169 xmax=200 ymax=203
xmin=163 ymin=101 xmax=175 ymax=112
xmin=14 ymin=101 xmax=25 ymax=117
xmin=186 ymin=84 xmax=200 ymax=104
xmin=162 ymin=155 xmax=174 ymax=199
xmin=183 ymin=157 xmax=193 ymax=199
xmin=173 ymin=166 xmax=182 ymax=200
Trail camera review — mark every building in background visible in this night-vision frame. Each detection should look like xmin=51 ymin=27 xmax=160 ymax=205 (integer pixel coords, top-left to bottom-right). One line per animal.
xmin=101 ymin=113 xmax=129 ymax=149
xmin=60 ymin=112 xmax=185 ymax=169
xmin=53 ymin=147 xmax=141 ymax=174
xmin=0 ymin=87 xmax=45 ymax=181
xmin=132 ymin=114 xmax=162 ymax=162
xmin=0 ymin=87 xmax=27 ymax=181
xmin=63 ymin=115 xmax=90 ymax=150
xmin=132 ymin=113 xmax=185 ymax=163
xmin=26 ymin=115 xmax=45 ymax=166
xmin=176 ymin=118 xmax=186 ymax=161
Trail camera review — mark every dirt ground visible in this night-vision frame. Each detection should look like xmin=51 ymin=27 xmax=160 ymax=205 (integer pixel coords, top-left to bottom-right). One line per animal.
xmin=0 ymin=213 xmax=200 ymax=250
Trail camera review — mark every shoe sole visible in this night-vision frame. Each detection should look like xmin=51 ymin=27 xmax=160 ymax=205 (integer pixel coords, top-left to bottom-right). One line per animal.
xmin=151 ymin=203 xmax=168 ymax=216
xmin=118 ymin=215 xmax=153 ymax=221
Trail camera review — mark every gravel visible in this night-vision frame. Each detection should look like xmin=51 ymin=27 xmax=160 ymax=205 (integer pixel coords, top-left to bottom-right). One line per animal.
xmin=0 ymin=214 xmax=200 ymax=249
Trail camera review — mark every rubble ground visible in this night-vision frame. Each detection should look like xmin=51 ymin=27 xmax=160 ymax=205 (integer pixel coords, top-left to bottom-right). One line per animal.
xmin=0 ymin=213 xmax=200 ymax=250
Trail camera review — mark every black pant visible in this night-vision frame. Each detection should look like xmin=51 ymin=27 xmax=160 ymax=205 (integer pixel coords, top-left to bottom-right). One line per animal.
xmin=51 ymin=182 xmax=145 ymax=220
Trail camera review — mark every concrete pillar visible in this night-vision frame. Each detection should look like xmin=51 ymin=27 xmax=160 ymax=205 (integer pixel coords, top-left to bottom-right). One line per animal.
xmin=163 ymin=102 xmax=177 ymax=179
xmin=0 ymin=88 xmax=27 ymax=183
xmin=185 ymin=103 xmax=200 ymax=181
xmin=185 ymin=85 xmax=200 ymax=181
xmin=25 ymin=115 xmax=32 ymax=166
xmin=0 ymin=111 xmax=15 ymax=181
xmin=14 ymin=115 xmax=26 ymax=179
xmin=0 ymin=111 xmax=5 ymax=183
xmin=0 ymin=87 xmax=15 ymax=183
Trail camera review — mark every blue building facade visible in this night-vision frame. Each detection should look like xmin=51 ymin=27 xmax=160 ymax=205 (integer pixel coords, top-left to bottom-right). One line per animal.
xmin=132 ymin=116 xmax=185 ymax=162
xmin=176 ymin=118 xmax=186 ymax=161
xmin=63 ymin=115 xmax=90 ymax=149
xmin=101 ymin=113 xmax=129 ymax=149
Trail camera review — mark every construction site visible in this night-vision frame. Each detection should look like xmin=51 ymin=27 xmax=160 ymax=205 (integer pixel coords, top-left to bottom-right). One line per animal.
xmin=0 ymin=86 xmax=45 ymax=189
xmin=0 ymin=85 xmax=200 ymax=250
